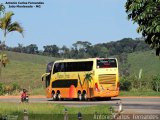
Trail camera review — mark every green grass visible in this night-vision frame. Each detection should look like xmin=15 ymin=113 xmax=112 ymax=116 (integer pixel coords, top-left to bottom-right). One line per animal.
xmin=120 ymin=50 xmax=160 ymax=96
xmin=29 ymin=87 xmax=45 ymax=95
xmin=0 ymin=103 xmax=111 ymax=120
xmin=120 ymin=90 xmax=160 ymax=96
xmin=0 ymin=51 xmax=60 ymax=91
xmin=6 ymin=51 xmax=59 ymax=64
xmin=128 ymin=50 xmax=160 ymax=79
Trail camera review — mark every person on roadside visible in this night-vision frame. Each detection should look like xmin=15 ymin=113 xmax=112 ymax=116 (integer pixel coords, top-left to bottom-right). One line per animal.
xmin=21 ymin=89 xmax=27 ymax=102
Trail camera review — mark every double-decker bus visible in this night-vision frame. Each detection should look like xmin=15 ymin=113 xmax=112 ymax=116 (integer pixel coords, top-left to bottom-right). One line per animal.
xmin=42 ymin=58 xmax=119 ymax=100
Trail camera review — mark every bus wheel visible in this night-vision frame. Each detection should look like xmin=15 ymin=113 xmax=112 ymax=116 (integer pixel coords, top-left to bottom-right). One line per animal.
xmin=91 ymin=97 xmax=97 ymax=101
xmin=78 ymin=93 xmax=82 ymax=101
xmin=106 ymin=97 xmax=111 ymax=101
xmin=52 ymin=93 xmax=56 ymax=101
xmin=57 ymin=93 xmax=61 ymax=101
xmin=82 ymin=93 xmax=87 ymax=101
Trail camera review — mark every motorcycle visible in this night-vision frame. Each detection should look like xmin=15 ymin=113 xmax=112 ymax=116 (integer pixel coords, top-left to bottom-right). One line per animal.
xmin=21 ymin=95 xmax=29 ymax=103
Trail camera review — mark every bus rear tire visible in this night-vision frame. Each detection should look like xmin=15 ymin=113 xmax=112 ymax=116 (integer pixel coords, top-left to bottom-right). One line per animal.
xmin=82 ymin=93 xmax=87 ymax=101
xmin=78 ymin=93 xmax=82 ymax=101
xmin=57 ymin=93 xmax=61 ymax=101
xmin=91 ymin=97 xmax=97 ymax=101
xmin=106 ymin=97 xmax=111 ymax=101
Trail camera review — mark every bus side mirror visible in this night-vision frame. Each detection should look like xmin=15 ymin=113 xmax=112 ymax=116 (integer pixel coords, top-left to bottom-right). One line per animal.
xmin=41 ymin=73 xmax=50 ymax=81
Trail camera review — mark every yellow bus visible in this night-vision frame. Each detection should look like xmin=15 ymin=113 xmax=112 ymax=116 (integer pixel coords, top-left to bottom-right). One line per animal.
xmin=42 ymin=58 xmax=119 ymax=100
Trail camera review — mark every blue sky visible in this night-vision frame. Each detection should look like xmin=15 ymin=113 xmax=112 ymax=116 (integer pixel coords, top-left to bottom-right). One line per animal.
xmin=0 ymin=0 xmax=141 ymax=50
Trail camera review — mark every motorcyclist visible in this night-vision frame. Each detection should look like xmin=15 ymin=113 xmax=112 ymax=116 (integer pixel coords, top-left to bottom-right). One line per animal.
xmin=21 ymin=89 xmax=28 ymax=102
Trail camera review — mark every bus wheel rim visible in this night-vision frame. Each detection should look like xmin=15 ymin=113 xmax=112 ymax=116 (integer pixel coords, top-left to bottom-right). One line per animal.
xmin=78 ymin=94 xmax=82 ymax=100
xmin=52 ymin=94 xmax=56 ymax=100
xmin=84 ymin=94 xmax=87 ymax=100
xmin=58 ymin=94 xmax=61 ymax=100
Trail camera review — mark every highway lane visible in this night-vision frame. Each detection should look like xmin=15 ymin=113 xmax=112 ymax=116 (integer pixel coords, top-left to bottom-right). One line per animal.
xmin=0 ymin=96 xmax=160 ymax=114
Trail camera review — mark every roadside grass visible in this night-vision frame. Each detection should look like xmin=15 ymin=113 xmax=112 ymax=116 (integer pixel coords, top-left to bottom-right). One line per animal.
xmin=0 ymin=103 xmax=111 ymax=120
xmin=11 ymin=87 xmax=45 ymax=96
xmin=120 ymin=89 xmax=160 ymax=96
xmin=128 ymin=51 xmax=160 ymax=79
xmin=1 ymin=51 xmax=60 ymax=90
xmin=1 ymin=60 xmax=45 ymax=89
xmin=30 ymin=87 xmax=45 ymax=95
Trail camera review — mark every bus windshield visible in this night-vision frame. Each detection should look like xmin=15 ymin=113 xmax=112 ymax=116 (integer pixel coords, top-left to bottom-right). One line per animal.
xmin=53 ymin=61 xmax=93 ymax=73
xmin=97 ymin=59 xmax=117 ymax=68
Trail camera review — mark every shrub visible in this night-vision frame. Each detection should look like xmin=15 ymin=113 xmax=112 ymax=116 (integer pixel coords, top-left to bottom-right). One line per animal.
xmin=12 ymin=83 xmax=21 ymax=91
xmin=3 ymin=85 xmax=13 ymax=94
xmin=120 ymin=77 xmax=131 ymax=91
xmin=0 ymin=83 xmax=21 ymax=95
xmin=3 ymin=83 xmax=21 ymax=95
xmin=152 ymin=75 xmax=160 ymax=92
xmin=0 ymin=82 xmax=4 ymax=95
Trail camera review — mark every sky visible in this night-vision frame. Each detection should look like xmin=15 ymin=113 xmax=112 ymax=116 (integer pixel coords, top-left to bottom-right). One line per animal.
xmin=0 ymin=0 xmax=141 ymax=50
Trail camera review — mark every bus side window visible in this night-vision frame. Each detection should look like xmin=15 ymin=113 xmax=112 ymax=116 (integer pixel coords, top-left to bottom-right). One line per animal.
xmin=67 ymin=62 xmax=71 ymax=71
xmin=60 ymin=63 xmax=65 ymax=72
xmin=63 ymin=62 xmax=67 ymax=72
xmin=53 ymin=63 xmax=59 ymax=74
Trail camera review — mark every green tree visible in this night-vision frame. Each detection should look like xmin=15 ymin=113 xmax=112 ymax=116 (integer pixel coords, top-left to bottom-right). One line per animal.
xmin=26 ymin=44 xmax=38 ymax=54
xmin=88 ymin=45 xmax=108 ymax=57
xmin=17 ymin=43 xmax=23 ymax=53
xmin=0 ymin=12 xmax=23 ymax=45
xmin=0 ymin=11 xmax=23 ymax=76
xmin=60 ymin=45 xmax=70 ymax=58
xmin=125 ymin=0 xmax=160 ymax=56
xmin=43 ymin=45 xmax=59 ymax=56
xmin=72 ymin=41 xmax=92 ymax=58
xmin=72 ymin=41 xmax=92 ymax=51
xmin=0 ymin=3 xmax=5 ymax=16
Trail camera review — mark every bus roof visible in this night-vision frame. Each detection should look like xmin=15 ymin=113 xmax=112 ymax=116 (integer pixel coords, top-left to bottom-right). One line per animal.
xmin=54 ymin=58 xmax=117 ymax=63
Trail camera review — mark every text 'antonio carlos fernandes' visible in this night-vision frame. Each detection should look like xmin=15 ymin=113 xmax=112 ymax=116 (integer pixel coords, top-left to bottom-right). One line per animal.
xmin=5 ymin=2 xmax=44 ymax=4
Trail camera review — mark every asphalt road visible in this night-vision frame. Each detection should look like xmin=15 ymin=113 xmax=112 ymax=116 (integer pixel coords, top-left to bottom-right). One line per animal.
xmin=0 ymin=96 xmax=160 ymax=114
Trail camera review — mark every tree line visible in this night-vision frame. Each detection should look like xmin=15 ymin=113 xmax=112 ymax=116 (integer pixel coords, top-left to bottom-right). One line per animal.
xmin=3 ymin=38 xmax=150 ymax=58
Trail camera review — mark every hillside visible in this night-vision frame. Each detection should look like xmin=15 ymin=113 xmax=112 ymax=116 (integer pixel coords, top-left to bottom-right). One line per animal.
xmin=1 ymin=51 xmax=59 ymax=90
xmin=128 ymin=50 xmax=160 ymax=79
xmin=0 ymin=50 xmax=159 ymax=92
